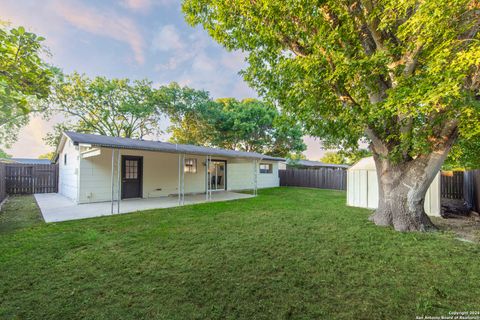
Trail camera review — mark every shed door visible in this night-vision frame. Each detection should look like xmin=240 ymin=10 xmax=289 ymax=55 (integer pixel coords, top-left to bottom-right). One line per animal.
xmin=121 ymin=156 xmax=143 ymax=199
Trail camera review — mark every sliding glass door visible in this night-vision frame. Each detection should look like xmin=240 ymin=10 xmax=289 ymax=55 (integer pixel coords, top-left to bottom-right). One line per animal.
xmin=208 ymin=160 xmax=226 ymax=191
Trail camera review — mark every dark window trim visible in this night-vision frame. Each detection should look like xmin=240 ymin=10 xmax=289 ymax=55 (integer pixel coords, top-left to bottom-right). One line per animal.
xmin=184 ymin=158 xmax=197 ymax=173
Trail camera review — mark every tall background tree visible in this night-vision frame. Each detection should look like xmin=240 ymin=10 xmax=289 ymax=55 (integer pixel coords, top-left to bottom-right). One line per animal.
xmin=44 ymin=73 xmax=163 ymax=147
xmin=183 ymin=0 xmax=480 ymax=231
xmin=320 ymin=149 xmax=372 ymax=165
xmin=168 ymin=97 xmax=306 ymax=157
xmin=0 ymin=22 xmax=53 ymax=146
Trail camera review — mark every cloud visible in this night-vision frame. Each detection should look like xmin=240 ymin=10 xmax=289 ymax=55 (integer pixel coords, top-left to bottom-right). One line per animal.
xmin=152 ymin=25 xmax=184 ymax=52
xmin=153 ymin=28 xmax=211 ymax=72
xmin=53 ymin=0 xmax=145 ymax=64
xmin=151 ymin=26 xmax=255 ymax=98
xmin=191 ymin=53 xmax=215 ymax=72
xmin=121 ymin=0 xmax=176 ymax=12
xmin=221 ymin=50 xmax=247 ymax=71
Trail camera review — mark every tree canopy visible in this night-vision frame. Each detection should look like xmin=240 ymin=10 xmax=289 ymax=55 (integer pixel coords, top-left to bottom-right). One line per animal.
xmin=0 ymin=23 xmax=53 ymax=146
xmin=320 ymin=152 xmax=347 ymax=165
xmin=444 ymin=138 xmax=480 ymax=170
xmin=44 ymin=73 xmax=163 ymax=142
xmin=169 ymin=97 xmax=306 ymax=157
xmin=37 ymin=151 xmax=55 ymax=160
xmin=183 ymin=0 xmax=479 ymax=159
xmin=320 ymin=149 xmax=372 ymax=165
xmin=183 ymin=0 xmax=480 ymax=231
xmin=0 ymin=148 xmax=11 ymax=159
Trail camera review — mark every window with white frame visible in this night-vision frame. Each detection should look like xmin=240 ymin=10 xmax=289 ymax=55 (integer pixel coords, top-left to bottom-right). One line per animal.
xmin=259 ymin=163 xmax=273 ymax=174
xmin=184 ymin=158 xmax=197 ymax=173
xmin=64 ymin=153 xmax=67 ymax=166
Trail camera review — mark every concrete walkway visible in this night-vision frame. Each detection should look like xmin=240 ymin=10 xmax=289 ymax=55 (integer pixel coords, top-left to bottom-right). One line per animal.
xmin=35 ymin=192 xmax=253 ymax=223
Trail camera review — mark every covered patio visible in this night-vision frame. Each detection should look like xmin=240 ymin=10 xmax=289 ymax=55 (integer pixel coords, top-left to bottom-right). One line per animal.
xmin=35 ymin=191 xmax=253 ymax=223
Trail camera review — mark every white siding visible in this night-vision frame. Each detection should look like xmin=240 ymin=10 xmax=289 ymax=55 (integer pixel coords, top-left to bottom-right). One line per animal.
xmin=76 ymin=147 xmax=281 ymax=204
xmin=78 ymin=148 xmax=208 ymax=203
xmin=227 ymin=160 xmax=279 ymax=191
xmin=257 ymin=161 xmax=280 ymax=189
xmin=227 ymin=160 xmax=255 ymax=191
xmin=58 ymin=138 xmax=80 ymax=202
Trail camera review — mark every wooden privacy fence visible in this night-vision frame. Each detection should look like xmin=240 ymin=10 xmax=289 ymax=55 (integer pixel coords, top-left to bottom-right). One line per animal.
xmin=440 ymin=170 xmax=480 ymax=212
xmin=468 ymin=170 xmax=480 ymax=212
xmin=279 ymin=168 xmax=347 ymax=190
xmin=0 ymin=163 xmax=6 ymax=203
xmin=4 ymin=163 xmax=58 ymax=194
xmin=441 ymin=171 xmax=464 ymax=199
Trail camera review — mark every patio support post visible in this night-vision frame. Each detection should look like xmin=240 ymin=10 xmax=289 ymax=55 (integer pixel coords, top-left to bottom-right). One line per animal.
xmin=209 ymin=155 xmax=212 ymax=200
xmin=178 ymin=153 xmax=181 ymax=206
xmin=253 ymin=159 xmax=258 ymax=196
xmin=182 ymin=154 xmax=185 ymax=205
xmin=205 ymin=155 xmax=208 ymax=201
xmin=117 ymin=149 xmax=121 ymax=214
xmin=178 ymin=153 xmax=186 ymax=206
xmin=110 ymin=148 xmax=115 ymax=214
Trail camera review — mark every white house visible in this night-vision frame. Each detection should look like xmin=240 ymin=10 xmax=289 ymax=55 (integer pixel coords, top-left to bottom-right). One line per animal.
xmin=55 ymin=132 xmax=282 ymax=206
xmin=346 ymin=157 xmax=441 ymax=216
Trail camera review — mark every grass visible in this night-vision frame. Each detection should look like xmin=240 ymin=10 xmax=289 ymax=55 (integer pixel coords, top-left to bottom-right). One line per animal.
xmin=0 ymin=188 xmax=479 ymax=319
xmin=0 ymin=195 xmax=43 ymax=233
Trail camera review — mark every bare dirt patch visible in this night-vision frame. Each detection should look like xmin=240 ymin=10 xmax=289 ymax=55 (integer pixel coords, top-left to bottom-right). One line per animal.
xmin=432 ymin=212 xmax=480 ymax=243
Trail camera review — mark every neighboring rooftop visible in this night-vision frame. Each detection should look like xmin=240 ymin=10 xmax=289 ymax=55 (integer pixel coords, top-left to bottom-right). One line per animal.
xmin=5 ymin=158 xmax=53 ymax=165
xmin=287 ymin=159 xmax=349 ymax=169
xmin=63 ymin=131 xmax=285 ymax=161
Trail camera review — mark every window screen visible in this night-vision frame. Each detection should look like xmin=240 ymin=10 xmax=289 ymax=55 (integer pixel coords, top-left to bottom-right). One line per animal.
xmin=184 ymin=158 xmax=197 ymax=173
xmin=259 ymin=163 xmax=273 ymax=174
xmin=64 ymin=154 xmax=67 ymax=166
xmin=125 ymin=160 xmax=139 ymax=179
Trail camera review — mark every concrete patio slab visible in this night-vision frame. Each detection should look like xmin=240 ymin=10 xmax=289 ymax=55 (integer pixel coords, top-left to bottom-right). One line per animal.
xmin=35 ymin=192 xmax=253 ymax=223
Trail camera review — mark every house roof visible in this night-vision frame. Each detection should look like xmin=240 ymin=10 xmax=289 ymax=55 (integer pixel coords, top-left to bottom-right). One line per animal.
xmin=63 ymin=131 xmax=285 ymax=161
xmin=287 ymin=159 xmax=349 ymax=169
xmin=9 ymin=158 xmax=52 ymax=165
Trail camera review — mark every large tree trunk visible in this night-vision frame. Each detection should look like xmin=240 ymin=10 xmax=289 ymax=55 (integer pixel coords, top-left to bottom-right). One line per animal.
xmin=367 ymin=123 xmax=458 ymax=232
xmin=369 ymin=155 xmax=438 ymax=231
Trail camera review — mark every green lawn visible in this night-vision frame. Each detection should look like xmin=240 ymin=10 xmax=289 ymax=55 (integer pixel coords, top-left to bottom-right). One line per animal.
xmin=0 ymin=195 xmax=43 ymax=233
xmin=0 ymin=188 xmax=479 ymax=319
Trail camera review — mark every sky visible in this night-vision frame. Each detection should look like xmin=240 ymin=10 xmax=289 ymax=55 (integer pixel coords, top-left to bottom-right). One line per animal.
xmin=1 ymin=0 xmax=327 ymax=160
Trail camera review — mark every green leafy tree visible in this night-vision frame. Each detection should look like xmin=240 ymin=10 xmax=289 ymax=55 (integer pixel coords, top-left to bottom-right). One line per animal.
xmin=44 ymin=122 xmax=78 ymax=148
xmin=444 ymin=138 xmax=480 ymax=170
xmin=320 ymin=152 xmax=347 ymax=165
xmin=169 ymin=97 xmax=306 ymax=157
xmin=44 ymin=73 xmax=163 ymax=142
xmin=0 ymin=23 xmax=53 ymax=146
xmin=0 ymin=148 xmax=11 ymax=159
xmin=321 ymin=149 xmax=372 ymax=165
xmin=183 ymin=0 xmax=480 ymax=231
xmin=38 ymin=151 xmax=55 ymax=160
xmin=340 ymin=149 xmax=373 ymax=165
